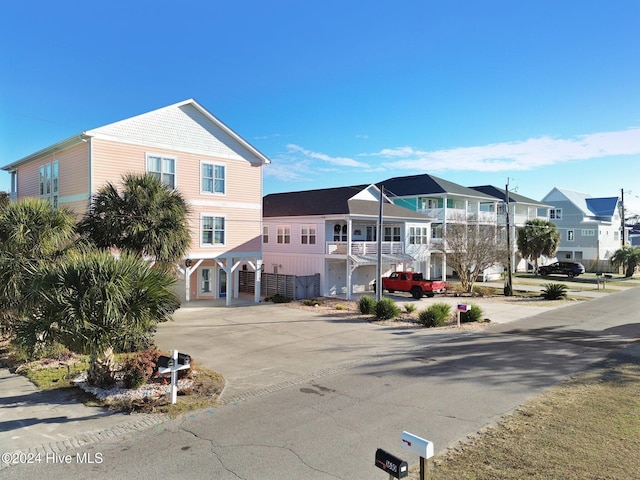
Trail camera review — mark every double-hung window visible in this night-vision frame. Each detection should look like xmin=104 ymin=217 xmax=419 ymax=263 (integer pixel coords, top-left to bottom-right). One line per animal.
xmin=409 ymin=227 xmax=429 ymax=245
xmin=202 ymin=215 xmax=225 ymax=245
xmin=384 ymin=226 xmax=401 ymax=242
xmin=201 ymin=162 xmax=225 ymax=194
xmin=146 ymin=154 xmax=176 ymax=189
xmin=301 ymin=225 xmax=316 ymax=245
xmin=277 ymin=226 xmax=291 ymax=244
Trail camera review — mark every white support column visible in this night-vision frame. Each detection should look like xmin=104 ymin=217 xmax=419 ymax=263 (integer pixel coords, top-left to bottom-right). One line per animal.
xmin=442 ymin=254 xmax=447 ymax=281
xmin=183 ymin=259 xmax=204 ymax=302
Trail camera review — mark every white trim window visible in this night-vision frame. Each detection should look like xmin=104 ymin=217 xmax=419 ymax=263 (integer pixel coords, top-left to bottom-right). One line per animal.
xmin=201 ymin=215 xmax=225 ymax=246
xmin=301 ymin=225 xmax=316 ymax=245
xmin=146 ymin=154 xmax=176 ymax=189
xmin=567 ymin=230 xmax=575 ymax=241
xmin=201 ymin=268 xmax=212 ymax=293
xmin=277 ymin=225 xmax=291 ymax=244
xmin=201 ymin=162 xmax=225 ymax=194
xmin=409 ymin=227 xmax=429 ymax=245
xmin=550 ymin=208 xmax=562 ymax=220
xmin=262 ymin=225 xmax=269 ymax=244
xmin=384 ymin=226 xmax=401 ymax=242
xmin=39 ymin=161 xmax=59 ymax=207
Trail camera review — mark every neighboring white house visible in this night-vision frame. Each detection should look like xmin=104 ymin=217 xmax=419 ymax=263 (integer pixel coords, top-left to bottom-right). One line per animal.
xmin=541 ymin=187 xmax=623 ymax=269
xmin=379 ymin=174 xmax=550 ymax=278
xmin=262 ymin=184 xmax=435 ymax=299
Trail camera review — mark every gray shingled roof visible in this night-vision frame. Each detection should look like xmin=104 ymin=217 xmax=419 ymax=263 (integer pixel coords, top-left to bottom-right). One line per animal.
xmin=469 ymin=185 xmax=550 ymax=206
xmin=379 ymin=174 xmax=495 ymax=200
xmin=263 ymin=185 xmax=431 ymax=220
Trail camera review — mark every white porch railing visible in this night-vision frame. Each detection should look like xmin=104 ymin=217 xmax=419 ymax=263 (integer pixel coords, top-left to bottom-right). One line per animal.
xmin=326 ymin=241 xmax=404 ymax=255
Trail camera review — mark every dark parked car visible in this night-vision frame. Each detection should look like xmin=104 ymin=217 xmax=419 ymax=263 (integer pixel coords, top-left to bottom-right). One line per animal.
xmin=538 ymin=261 xmax=585 ymax=277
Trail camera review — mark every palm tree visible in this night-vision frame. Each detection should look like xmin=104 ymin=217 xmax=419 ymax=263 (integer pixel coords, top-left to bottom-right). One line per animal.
xmin=516 ymin=219 xmax=560 ymax=274
xmin=611 ymin=246 xmax=640 ymax=277
xmin=77 ymin=173 xmax=191 ymax=266
xmin=17 ymin=248 xmax=180 ymax=386
xmin=0 ymin=199 xmax=76 ymax=328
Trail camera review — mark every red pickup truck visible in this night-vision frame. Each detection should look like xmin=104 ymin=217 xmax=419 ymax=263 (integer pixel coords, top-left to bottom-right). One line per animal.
xmin=378 ymin=271 xmax=446 ymax=299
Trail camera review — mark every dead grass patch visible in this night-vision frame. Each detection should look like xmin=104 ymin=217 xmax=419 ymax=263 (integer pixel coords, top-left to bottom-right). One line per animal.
xmin=418 ymin=358 xmax=640 ymax=480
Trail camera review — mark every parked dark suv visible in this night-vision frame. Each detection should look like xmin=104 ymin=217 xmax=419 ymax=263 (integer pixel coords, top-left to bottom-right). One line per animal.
xmin=538 ymin=261 xmax=585 ymax=277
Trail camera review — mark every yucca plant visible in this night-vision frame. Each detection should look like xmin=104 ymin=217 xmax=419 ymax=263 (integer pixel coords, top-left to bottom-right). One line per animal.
xmin=541 ymin=283 xmax=568 ymax=300
xmin=374 ymin=298 xmax=400 ymax=320
xmin=358 ymin=296 xmax=376 ymax=314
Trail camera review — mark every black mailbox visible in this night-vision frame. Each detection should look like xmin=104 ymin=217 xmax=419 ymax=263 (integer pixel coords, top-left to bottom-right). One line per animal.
xmin=157 ymin=355 xmax=174 ymax=369
xmin=375 ymin=448 xmax=408 ymax=478
xmin=177 ymin=353 xmax=191 ymax=366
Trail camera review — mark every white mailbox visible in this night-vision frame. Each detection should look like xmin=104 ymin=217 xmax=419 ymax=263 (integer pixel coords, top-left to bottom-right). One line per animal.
xmin=401 ymin=431 xmax=434 ymax=459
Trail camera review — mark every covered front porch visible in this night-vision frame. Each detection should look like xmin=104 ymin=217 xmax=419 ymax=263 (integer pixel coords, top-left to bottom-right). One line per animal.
xmin=177 ymin=253 xmax=263 ymax=306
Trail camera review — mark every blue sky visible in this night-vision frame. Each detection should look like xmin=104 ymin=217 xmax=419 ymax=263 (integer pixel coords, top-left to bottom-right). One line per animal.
xmin=2 ymin=1 xmax=640 ymax=212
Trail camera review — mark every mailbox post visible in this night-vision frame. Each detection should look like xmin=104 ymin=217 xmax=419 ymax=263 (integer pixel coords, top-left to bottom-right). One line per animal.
xmin=401 ymin=431 xmax=434 ymax=480
xmin=456 ymin=304 xmax=471 ymax=328
xmin=157 ymin=349 xmax=191 ymax=404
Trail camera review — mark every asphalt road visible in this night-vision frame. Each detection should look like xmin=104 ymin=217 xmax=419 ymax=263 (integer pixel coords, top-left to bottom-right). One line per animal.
xmin=2 ymin=287 xmax=639 ymax=480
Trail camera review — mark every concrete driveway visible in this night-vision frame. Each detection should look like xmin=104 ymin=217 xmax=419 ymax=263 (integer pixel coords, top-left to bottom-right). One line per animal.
xmin=154 ymin=295 xmax=565 ymax=403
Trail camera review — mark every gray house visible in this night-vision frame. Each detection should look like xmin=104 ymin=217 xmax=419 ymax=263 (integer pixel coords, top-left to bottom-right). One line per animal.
xmin=541 ymin=187 xmax=622 ymax=270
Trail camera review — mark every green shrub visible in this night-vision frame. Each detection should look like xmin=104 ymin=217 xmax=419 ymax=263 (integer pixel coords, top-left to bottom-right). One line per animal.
xmin=404 ymin=303 xmax=417 ymax=313
xmin=302 ymin=298 xmax=321 ymax=306
xmin=541 ymin=283 xmax=568 ymax=300
xmin=417 ymin=310 xmax=439 ymax=327
xmin=267 ymin=294 xmax=293 ymax=303
xmin=460 ymin=304 xmax=483 ymax=323
xmin=417 ymin=302 xmax=451 ymax=327
xmin=358 ymin=296 xmax=376 ymax=314
xmin=374 ymin=298 xmax=400 ymax=320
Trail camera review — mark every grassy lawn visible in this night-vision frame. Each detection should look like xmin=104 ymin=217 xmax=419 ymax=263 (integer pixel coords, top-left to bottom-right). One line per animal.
xmin=411 ymin=355 xmax=640 ymax=480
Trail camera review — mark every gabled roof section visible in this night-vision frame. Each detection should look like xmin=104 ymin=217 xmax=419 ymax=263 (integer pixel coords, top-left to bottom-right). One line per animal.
xmin=2 ymin=99 xmax=269 ymax=171
xmin=263 ymin=185 xmax=369 ymax=217
xmin=379 ymin=173 xmax=495 ymax=200
xmin=263 ymin=184 xmax=430 ymax=221
xmin=470 ymin=185 xmax=550 ymax=206
xmin=86 ymin=99 xmax=270 ymax=165
xmin=542 ymin=187 xmax=619 ymax=219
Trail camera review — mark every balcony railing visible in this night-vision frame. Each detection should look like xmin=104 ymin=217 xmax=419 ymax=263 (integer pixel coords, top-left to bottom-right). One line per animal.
xmin=326 ymin=241 xmax=404 ymax=255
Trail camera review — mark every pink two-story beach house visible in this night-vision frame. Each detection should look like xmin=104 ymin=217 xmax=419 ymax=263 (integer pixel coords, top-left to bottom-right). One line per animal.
xmin=1 ymin=99 xmax=270 ymax=304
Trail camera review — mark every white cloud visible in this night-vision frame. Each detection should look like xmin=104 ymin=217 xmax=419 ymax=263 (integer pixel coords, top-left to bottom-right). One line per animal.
xmin=286 ymin=144 xmax=369 ymax=168
xmin=368 ymin=128 xmax=640 ymax=172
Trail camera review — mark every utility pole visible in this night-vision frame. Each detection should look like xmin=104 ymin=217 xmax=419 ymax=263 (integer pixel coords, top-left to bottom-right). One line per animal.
xmin=504 ymin=181 xmax=513 ymax=296
xmin=375 ymin=184 xmax=384 ymax=301
xmin=621 ymin=188 xmax=626 ymax=247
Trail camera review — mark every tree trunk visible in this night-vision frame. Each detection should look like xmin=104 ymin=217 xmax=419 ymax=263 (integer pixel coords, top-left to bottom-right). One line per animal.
xmin=87 ymin=347 xmax=116 ymax=387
